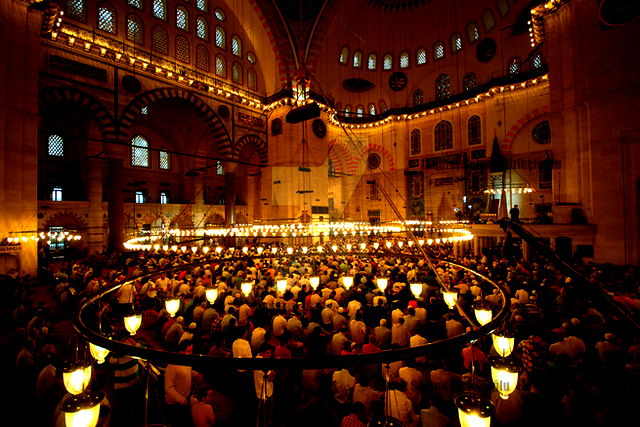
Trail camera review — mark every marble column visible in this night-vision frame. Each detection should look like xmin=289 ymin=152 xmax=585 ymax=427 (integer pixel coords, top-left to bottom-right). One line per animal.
xmin=107 ymin=157 xmax=124 ymax=252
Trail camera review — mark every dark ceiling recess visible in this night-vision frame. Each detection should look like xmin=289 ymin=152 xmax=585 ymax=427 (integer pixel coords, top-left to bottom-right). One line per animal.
xmin=368 ymin=0 xmax=432 ymax=11
xmin=342 ymin=78 xmax=376 ymax=93
xmin=599 ymin=0 xmax=640 ymax=26
xmin=277 ymin=0 xmax=324 ymax=21
xmin=217 ymin=105 xmax=230 ymax=119
xmin=121 ymin=75 xmax=141 ymax=93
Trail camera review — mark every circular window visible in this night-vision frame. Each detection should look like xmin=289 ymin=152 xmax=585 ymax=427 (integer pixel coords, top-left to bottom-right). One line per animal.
xmin=476 ymin=38 xmax=497 ymax=63
xmin=367 ymin=153 xmax=381 ymax=169
xmin=217 ymin=105 xmax=231 ymax=119
xmin=532 ymin=120 xmax=551 ymax=144
xmin=271 ymin=118 xmax=283 ymax=136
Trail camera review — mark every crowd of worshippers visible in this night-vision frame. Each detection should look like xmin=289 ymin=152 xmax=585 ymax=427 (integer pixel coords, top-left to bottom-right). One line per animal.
xmin=7 ymin=242 xmax=640 ymax=427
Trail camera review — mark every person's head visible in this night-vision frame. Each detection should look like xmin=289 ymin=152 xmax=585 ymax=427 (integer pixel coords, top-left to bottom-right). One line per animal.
xmin=198 ymin=386 xmax=215 ymax=405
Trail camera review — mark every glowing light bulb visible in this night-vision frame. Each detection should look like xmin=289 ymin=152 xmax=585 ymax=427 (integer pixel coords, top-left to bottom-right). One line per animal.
xmin=310 ymin=276 xmax=320 ymax=290
xmin=342 ymin=276 xmax=354 ymax=290
xmin=376 ymin=278 xmax=388 ymax=292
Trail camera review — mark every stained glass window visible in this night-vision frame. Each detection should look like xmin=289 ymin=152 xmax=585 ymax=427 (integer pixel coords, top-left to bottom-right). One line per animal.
xmin=368 ymin=104 xmax=376 ymax=115
xmin=436 ymin=73 xmax=450 ymax=100
xmin=98 ymin=3 xmax=116 ymax=34
xmin=247 ymin=52 xmax=257 ymax=64
xmin=434 ymin=42 xmax=445 ymax=59
xmin=196 ymin=17 xmax=208 ymax=40
xmin=127 ymin=14 xmax=143 ymax=44
xmin=215 ymin=55 xmax=226 ymax=77
xmin=215 ymin=26 xmax=225 ymax=49
xmin=496 ymin=0 xmax=509 ymax=17
xmin=413 ymin=89 xmax=424 ymax=106
xmin=383 ymin=54 xmax=392 ymax=70
xmin=176 ymin=6 xmax=188 ymax=30
xmin=48 ymin=134 xmax=64 ymax=156
xmin=66 ymin=0 xmax=86 ymax=21
xmin=463 ymin=72 xmax=476 ymax=92
xmin=379 ymin=100 xmax=388 ymax=112
xmin=232 ymin=62 xmax=242 ymax=83
xmin=508 ymin=57 xmax=520 ymax=76
xmin=153 ymin=0 xmax=166 ymax=20
xmin=400 ymin=52 xmax=409 ymax=68
xmin=467 ymin=22 xmax=480 ymax=42
xmin=248 ymin=68 xmax=257 ymax=90
xmin=196 ymin=45 xmax=209 ymax=70
xmin=353 ymin=51 xmax=362 ymax=68
xmin=452 ymin=33 xmax=463 ymax=52
xmin=356 ymin=105 xmax=364 ymax=118
xmin=532 ymin=53 xmax=543 ymax=69
xmin=51 ymin=187 xmax=63 ymax=202
xmin=216 ymin=160 xmax=224 ymax=175
xmin=367 ymin=53 xmax=377 ymax=70
xmin=131 ymin=135 xmax=149 ymax=167
xmin=152 ymin=25 xmax=168 ymax=53
xmin=159 ymin=150 xmax=170 ymax=169
xmin=160 ymin=191 xmax=169 ymax=204
xmin=231 ymin=35 xmax=241 ymax=57
xmin=483 ymin=9 xmax=495 ymax=31
xmin=128 ymin=0 xmax=142 ymax=9
xmin=435 ymin=121 xmax=453 ymax=151
xmin=214 ymin=8 xmax=225 ymax=21
xmin=176 ymin=35 xmax=190 ymax=63
xmin=135 ymin=191 xmax=145 ymax=203
xmin=410 ymin=129 xmax=421 ymax=155
xmin=468 ymin=115 xmax=482 ymax=145
xmin=417 ymin=48 xmax=427 ymax=65
xmin=196 ymin=0 xmax=208 ymax=12
xmin=339 ymin=46 xmax=349 ymax=64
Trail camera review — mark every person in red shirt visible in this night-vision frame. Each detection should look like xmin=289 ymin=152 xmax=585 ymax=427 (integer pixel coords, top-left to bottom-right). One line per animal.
xmin=341 ymin=402 xmax=367 ymax=427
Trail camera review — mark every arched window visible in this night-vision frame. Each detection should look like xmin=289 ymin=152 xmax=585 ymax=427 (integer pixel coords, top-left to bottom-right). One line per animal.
xmin=247 ymin=52 xmax=257 ymax=64
xmin=356 ymin=105 xmax=364 ymax=118
xmin=215 ymin=54 xmax=226 ymax=77
xmin=496 ymin=0 xmax=509 ymax=17
xmin=128 ymin=0 xmax=142 ymax=9
xmin=463 ymin=72 xmax=476 ymax=92
xmin=48 ymin=134 xmax=64 ymax=156
xmin=153 ymin=0 xmax=167 ymax=21
xmin=379 ymin=100 xmax=388 ymax=112
xmin=127 ymin=14 xmax=143 ymax=44
xmin=451 ymin=33 xmax=463 ymax=52
xmin=344 ymin=105 xmax=352 ymax=117
xmin=436 ymin=73 xmax=450 ymax=100
xmin=353 ymin=50 xmax=362 ymax=68
xmin=231 ymin=35 xmax=242 ymax=57
xmin=215 ymin=26 xmax=226 ymax=49
xmin=196 ymin=45 xmax=209 ymax=70
xmin=176 ymin=6 xmax=188 ymax=30
xmin=97 ymin=3 xmax=116 ymax=34
xmin=66 ymin=0 xmax=86 ymax=21
xmin=339 ymin=46 xmax=349 ymax=64
xmin=152 ymin=25 xmax=168 ymax=54
xmin=483 ymin=9 xmax=495 ymax=31
xmin=159 ymin=150 xmax=170 ymax=170
xmin=434 ymin=121 xmax=453 ymax=151
xmin=508 ymin=57 xmax=520 ymax=76
xmin=196 ymin=0 xmax=208 ymax=12
xmin=434 ymin=41 xmax=445 ymax=60
xmin=410 ymin=129 xmax=421 ymax=155
xmin=468 ymin=115 xmax=481 ymax=145
xmin=131 ymin=135 xmax=149 ymax=167
xmin=413 ymin=89 xmax=424 ymax=106
xmin=214 ymin=8 xmax=225 ymax=21
xmin=368 ymin=104 xmax=376 ymax=116
xmin=367 ymin=53 xmax=377 ymax=70
xmin=467 ymin=22 xmax=480 ymax=43
xmin=416 ymin=48 xmax=427 ymax=65
xmin=399 ymin=52 xmax=410 ymax=68
xmin=196 ymin=16 xmax=208 ymax=40
xmin=532 ymin=53 xmax=543 ymax=69
xmin=248 ymin=68 xmax=258 ymax=90
xmin=176 ymin=35 xmax=190 ymax=63
xmin=232 ymin=62 xmax=242 ymax=84
xmin=383 ymin=53 xmax=393 ymax=70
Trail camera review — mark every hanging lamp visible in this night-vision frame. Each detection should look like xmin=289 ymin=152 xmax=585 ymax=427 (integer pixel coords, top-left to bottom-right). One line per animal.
xmin=205 ymin=287 xmax=218 ymax=304
xmin=241 ymin=281 xmax=253 ymax=297
xmin=376 ymin=277 xmax=388 ymax=292
xmin=443 ymin=289 xmax=458 ymax=309
xmin=342 ymin=276 xmax=354 ymax=290
xmin=456 ymin=393 xmax=494 ymax=427
xmin=165 ymin=297 xmax=180 ymax=317
xmin=62 ymin=390 xmax=104 ymax=427
xmin=309 ymin=276 xmax=320 ymax=290
xmin=491 ymin=331 xmax=515 ymax=357
xmin=474 ymin=303 xmax=493 ymax=326
xmin=490 ymin=357 xmax=520 ymax=400
xmin=123 ymin=311 xmax=142 ymax=336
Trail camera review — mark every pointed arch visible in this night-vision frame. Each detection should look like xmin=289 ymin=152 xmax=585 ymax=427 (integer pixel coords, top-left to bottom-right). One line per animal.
xmin=119 ymin=88 xmax=232 ymax=158
xmin=233 ymin=134 xmax=268 ymax=166
xmin=39 ymin=86 xmax=117 ymax=140
xmin=327 ymin=139 xmax=358 ymax=176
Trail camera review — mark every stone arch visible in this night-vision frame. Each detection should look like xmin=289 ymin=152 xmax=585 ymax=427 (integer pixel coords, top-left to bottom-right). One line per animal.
xmin=502 ymin=105 xmax=550 ymax=153
xmin=39 ymin=86 xmax=117 ymax=140
xmin=328 ymin=138 xmax=358 ymax=176
xmin=233 ymin=134 xmax=268 ymax=166
xmin=119 ymin=87 xmax=232 ymax=158
xmin=41 ymin=211 xmax=88 ymax=230
xmin=367 ymin=142 xmax=396 ymax=171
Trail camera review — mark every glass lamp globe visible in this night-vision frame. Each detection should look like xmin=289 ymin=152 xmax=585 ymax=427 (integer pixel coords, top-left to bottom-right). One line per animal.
xmin=474 ymin=305 xmax=493 ymax=326
xmin=205 ymin=288 xmax=218 ymax=304
xmin=492 ymin=332 xmax=515 ymax=357
xmin=241 ymin=282 xmax=253 ymax=297
xmin=456 ymin=394 xmax=494 ymax=427
xmin=490 ymin=357 xmax=520 ymax=400
xmin=89 ymin=343 xmax=109 ymax=364
xmin=443 ymin=290 xmax=458 ymax=309
xmin=373 ymin=242 xmax=380 ymax=250
xmin=276 ymin=279 xmax=287 ymax=294
xmin=309 ymin=276 xmax=320 ymax=290
xmin=376 ymin=278 xmax=388 ymax=292
xmin=410 ymin=283 xmax=423 ymax=298
xmin=256 ymin=247 xmax=264 ymax=254
xmin=342 ymin=276 xmax=354 ymax=290
xmin=63 ymin=390 xmax=103 ymax=427
xmin=124 ymin=312 xmax=142 ymax=336
xmin=165 ymin=298 xmax=180 ymax=317
xmin=63 ymin=364 xmax=92 ymax=395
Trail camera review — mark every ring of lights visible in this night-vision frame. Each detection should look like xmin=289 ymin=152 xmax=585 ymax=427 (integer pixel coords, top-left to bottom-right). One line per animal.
xmin=74 ymin=253 xmax=510 ymax=370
